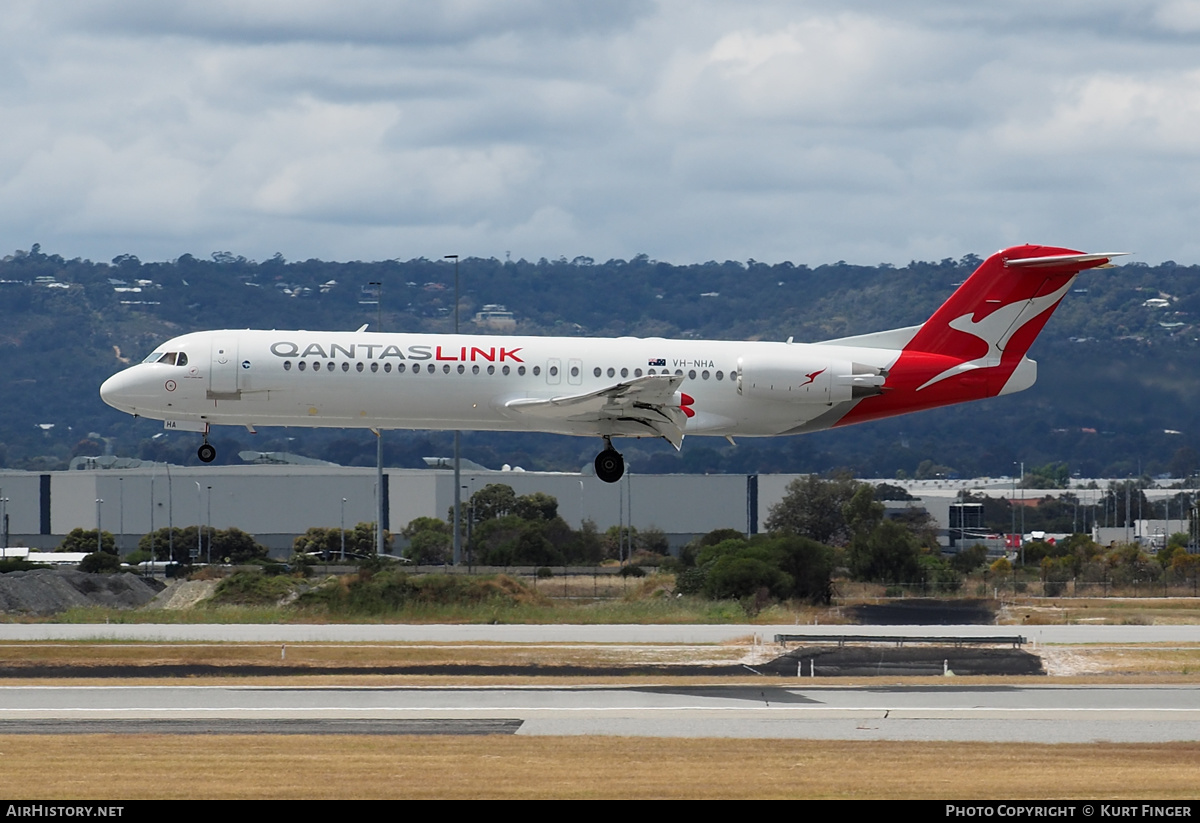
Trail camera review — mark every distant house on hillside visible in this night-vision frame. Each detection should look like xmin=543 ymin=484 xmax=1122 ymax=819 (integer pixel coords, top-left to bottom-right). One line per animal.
xmin=473 ymin=304 xmax=517 ymax=331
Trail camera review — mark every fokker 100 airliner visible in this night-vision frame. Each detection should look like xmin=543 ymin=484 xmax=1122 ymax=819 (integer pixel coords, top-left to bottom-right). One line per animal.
xmin=100 ymin=244 xmax=1122 ymax=482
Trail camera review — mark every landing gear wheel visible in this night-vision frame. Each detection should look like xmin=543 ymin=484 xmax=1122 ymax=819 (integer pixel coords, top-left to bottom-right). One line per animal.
xmin=595 ymin=448 xmax=624 ymax=484
xmin=197 ymin=443 xmax=216 ymax=463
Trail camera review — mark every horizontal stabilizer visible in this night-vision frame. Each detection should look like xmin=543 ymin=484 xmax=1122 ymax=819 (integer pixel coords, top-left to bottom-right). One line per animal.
xmin=1004 ymin=252 xmax=1127 ymax=268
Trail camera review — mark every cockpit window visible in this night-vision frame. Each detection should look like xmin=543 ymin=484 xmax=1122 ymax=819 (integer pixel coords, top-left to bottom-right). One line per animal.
xmin=144 ymin=351 xmax=189 ymax=366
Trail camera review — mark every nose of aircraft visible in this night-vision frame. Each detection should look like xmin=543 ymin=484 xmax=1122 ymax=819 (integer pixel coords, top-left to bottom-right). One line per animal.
xmin=100 ymin=368 xmax=141 ymax=414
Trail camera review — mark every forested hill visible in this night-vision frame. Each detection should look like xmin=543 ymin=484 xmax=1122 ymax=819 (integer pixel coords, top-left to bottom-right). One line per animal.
xmin=2 ymin=245 xmax=1199 ymax=480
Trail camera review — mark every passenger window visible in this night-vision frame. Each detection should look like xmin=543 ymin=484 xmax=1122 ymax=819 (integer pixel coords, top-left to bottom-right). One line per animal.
xmin=607 ymin=367 xmax=615 ymax=378
xmin=593 ymin=367 xmax=602 ymax=378
xmin=284 ymin=361 xmax=292 ymax=371
xmin=621 ymin=368 xmax=629 ymax=378
xmin=532 ymin=366 xmax=541 ymax=376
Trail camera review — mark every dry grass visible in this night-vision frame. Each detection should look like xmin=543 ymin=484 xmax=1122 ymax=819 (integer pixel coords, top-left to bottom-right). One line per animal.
xmin=1040 ymin=644 xmax=1200 ymax=677
xmin=0 ymin=736 xmax=1196 ymax=799
xmin=0 ymin=640 xmax=750 ymax=669
xmin=999 ymin=598 xmax=1200 ymax=626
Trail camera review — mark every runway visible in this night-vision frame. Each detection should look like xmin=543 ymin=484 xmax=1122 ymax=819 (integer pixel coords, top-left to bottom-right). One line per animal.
xmin=0 ymin=623 xmax=1197 ymax=643
xmin=3 ymin=684 xmax=1199 ymax=742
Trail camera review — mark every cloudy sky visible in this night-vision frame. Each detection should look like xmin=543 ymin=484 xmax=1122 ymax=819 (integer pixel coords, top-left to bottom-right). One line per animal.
xmin=3 ymin=1 xmax=1200 ymax=266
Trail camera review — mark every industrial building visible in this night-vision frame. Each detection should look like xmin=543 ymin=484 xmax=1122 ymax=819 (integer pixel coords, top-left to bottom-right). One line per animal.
xmin=0 ymin=460 xmax=1191 ymax=557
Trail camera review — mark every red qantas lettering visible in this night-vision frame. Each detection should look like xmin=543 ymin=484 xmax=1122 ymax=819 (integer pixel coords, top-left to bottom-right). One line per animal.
xmin=499 ymin=347 xmax=523 ymax=363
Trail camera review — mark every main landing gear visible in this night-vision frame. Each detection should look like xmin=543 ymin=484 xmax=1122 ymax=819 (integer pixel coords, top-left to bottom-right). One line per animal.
xmin=594 ymin=438 xmax=624 ymax=484
xmin=197 ymin=439 xmax=216 ymax=464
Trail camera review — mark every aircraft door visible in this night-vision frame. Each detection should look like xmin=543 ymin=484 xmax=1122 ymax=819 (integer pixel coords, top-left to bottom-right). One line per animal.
xmin=567 ymin=358 xmax=583 ymax=386
xmin=546 ymin=358 xmax=562 ymax=385
xmin=210 ymin=338 xmax=240 ymax=398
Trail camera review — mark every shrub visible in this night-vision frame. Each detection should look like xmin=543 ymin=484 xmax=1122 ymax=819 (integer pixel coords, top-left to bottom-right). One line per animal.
xmin=208 ymin=571 xmax=298 ymax=606
xmin=79 ymin=552 xmax=122 ymax=574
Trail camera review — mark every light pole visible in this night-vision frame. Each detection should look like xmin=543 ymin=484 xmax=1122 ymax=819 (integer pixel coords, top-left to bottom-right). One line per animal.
xmin=1019 ymin=461 xmax=1025 ymax=566
xmin=194 ymin=481 xmax=202 ymax=562
xmin=340 ymin=497 xmax=347 ymax=561
xmin=206 ymin=485 xmax=213 ymax=564
xmin=166 ymin=463 xmax=174 ymax=564
xmin=0 ymin=491 xmax=8 ymax=551
xmin=370 ymin=280 xmax=385 ymax=557
xmin=95 ymin=498 xmax=103 ymax=553
xmin=149 ymin=464 xmax=157 ymax=572
xmin=445 ymin=254 xmax=461 ymax=565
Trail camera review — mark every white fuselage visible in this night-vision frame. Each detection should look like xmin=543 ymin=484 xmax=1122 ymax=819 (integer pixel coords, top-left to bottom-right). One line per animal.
xmin=100 ymin=329 xmax=901 ymax=440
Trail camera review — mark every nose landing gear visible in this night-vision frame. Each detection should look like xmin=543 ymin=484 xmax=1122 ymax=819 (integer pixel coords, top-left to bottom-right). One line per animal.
xmin=594 ymin=438 xmax=624 ymax=484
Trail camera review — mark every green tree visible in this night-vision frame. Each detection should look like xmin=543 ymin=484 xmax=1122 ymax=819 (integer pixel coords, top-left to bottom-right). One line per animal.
xmin=847 ymin=519 xmax=921 ymax=583
xmin=59 ymin=528 xmax=115 ymax=555
xmin=950 ymin=543 xmax=989 ymax=574
xmin=1024 ymin=462 xmax=1069 ymax=489
xmin=79 ymin=551 xmax=122 ymax=573
xmin=513 ymin=492 xmax=557 ymax=521
xmin=765 ymin=474 xmax=862 ymax=545
xmin=209 ymin=527 xmax=268 ymax=563
xmin=468 ymin=484 xmax=518 ymax=521
xmin=692 ymin=533 xmax=834 ymax=604
xmin=401 ymin=517 xmax=452 ymax=564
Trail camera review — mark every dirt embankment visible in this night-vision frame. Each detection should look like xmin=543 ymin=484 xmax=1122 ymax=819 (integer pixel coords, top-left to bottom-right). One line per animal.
xmin=0 ymin=570 xmax=165 ymax=615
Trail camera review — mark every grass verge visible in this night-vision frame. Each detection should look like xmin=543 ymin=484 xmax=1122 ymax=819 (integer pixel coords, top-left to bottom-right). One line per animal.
xmin=0 ymin=736 xmax=1196 ymax=799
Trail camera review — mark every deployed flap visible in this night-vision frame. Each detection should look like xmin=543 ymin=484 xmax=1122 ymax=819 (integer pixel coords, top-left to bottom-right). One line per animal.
xmin=505 ymin=374 xmax=689 ymax=449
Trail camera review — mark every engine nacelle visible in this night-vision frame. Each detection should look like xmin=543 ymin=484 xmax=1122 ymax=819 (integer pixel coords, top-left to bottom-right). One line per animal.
xmin=736 ymin=355 xmax=886 ymax=405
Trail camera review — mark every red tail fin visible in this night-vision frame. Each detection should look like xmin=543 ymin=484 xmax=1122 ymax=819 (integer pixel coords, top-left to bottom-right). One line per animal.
xmin=835 ymin=244 xmax=1120 ymax=426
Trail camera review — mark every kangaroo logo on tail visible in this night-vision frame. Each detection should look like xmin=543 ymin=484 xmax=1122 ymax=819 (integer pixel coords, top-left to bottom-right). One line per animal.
xmin=833 ymin=245 xmax=1125 ymax=428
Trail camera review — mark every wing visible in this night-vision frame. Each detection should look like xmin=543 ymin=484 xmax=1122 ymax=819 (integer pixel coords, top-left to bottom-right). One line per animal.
xmin=505 ymin=374 xmax=690 ymax=449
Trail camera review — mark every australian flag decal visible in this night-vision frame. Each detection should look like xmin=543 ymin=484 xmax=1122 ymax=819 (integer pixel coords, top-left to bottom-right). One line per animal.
xmin=648 ymin=358 xmax=666 ymax=367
